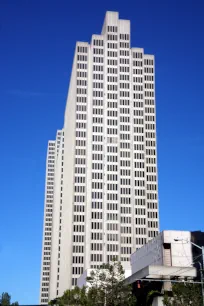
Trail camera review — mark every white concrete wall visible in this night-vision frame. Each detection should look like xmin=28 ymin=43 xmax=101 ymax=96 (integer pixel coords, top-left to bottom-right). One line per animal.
xmin=152 ymin=296 xmax=164 ymax=306
xmin=131 ymin=231 xmax=192 ymax=275
xmin=49 ymin=130 xmax=63 ymax=300
xmin=84 ymin=42 xmax=93 ymax=272
xmin=39 ymin=141 xmax=56 ymax=304
xmin=59 ymin=50 xmax=78 ymax=295
xmin=131 ymin=232 xmax=163 ymax=274
xmin=163 ymin=230 xmax=192 ymax=267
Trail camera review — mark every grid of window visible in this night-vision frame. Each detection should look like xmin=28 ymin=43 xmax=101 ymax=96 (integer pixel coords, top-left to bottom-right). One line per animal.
xmin=105 ymin=30 xmax=120 ymax=261
xmin=90 ymin=38 xmax=104 ymax=265
xmin=71 ymin=44 xmax=88 ymax=287
xmin=40 ymin=140 xmax=56 ymax=304
xmin=55 ymin=131 xmax=64 ymax=296
xmin=143 ymin=56 xmax=158 ymax=239
xmin=118 ymin=33 xmax=133 ymax=257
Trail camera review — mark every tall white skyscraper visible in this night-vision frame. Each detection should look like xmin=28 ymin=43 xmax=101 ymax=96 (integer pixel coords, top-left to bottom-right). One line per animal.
xmin=40 ymin=11 xmax=159 ymax=304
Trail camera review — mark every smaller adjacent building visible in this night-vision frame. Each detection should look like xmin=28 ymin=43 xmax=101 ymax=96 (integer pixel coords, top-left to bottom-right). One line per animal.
xmin=129 ymin=230 xmax=196 ymax=280
xmin=191 ymin=231 xmax=204 ymax=281
xmin=126 ymin=230 xmax=198 ymax=306
xmin=76 ymin=230 xmax=202 ymax=306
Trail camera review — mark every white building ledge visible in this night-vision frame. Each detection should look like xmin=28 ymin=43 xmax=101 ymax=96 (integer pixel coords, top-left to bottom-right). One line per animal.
xmin=125 ymin=265 xmax=196 ymax=285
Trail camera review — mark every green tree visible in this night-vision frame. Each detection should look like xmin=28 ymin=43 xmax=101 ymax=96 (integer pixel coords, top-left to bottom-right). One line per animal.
xmin=0 ymin=293 xmax=18 ymax=306
xmin=50 ymin=261 xmax=136 ymax=306
xmin=87 ymin=260 xmax=136 ymax=306
xmin=0 ymin=293 xmax=11 ymax=306
xmin=51 ymin=286 xmax=88 ymax=306
xmin=146 ymin=290 xmax=162 ymax=306
xmin=163 ymin=283 xmax=202 ymax=306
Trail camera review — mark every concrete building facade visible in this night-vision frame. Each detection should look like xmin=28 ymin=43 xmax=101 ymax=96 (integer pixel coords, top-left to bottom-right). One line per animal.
xmin=40 ymin=11 xmax=159 ymax=304
xmin=130 ymin=230 xmax=195 ymax=277
xmin=40 ymin=130 xmax=63 ymax=304
xmin=126 ymin=231 xmax=197 ymax=306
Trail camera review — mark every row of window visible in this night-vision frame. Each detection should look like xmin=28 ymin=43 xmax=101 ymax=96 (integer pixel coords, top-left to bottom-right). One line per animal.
xmin=74 ymin=204 xmax=85 ymax=212
xmin=74 ymin=195 xmax=85 ymax=203
xmin=107 ymin=203 xmax=118 ymax=211
xmin=75 ymin=139 xmax=86 ymax=147
xmin=75 ymin=148 xmax=86 ymax=156
xmin=92 ymin=202 xmax=103 ymax=209
xmin=76 ymin=113 xmax=86 ymax=120
xmin=93 ymin=39 xmax=104 ymax=46
xmin=77 ymin=71 xmax=87 ymax=78
xmin=107 ymin=233 xmax=118 ymax=241
xmin=75 ymin=167 xmax=86 ymax=174
xmin=91 ymin=222 xmax=102 ymax=229
xmin=75 ymin=157 xmax=86 ymax=165
xmin=77 ymin=63 xmax=87 ymax=69
xmin=136 ymin=237 xmax=147 ymax=245
xmin=148 ymin=221 xmax=158 ymax=228
xmin=72 ymin=266 xmax=84 ymax=275
xmin=120 ymin=42 xmax=129 ymax=48
xmin=148 ymin=211 xmax=158 ymax=218
xmin=93 ymin=56 xmax=103 ymax=63
xmin=145 ymin=91 xmax=154 ymax=97
xmin=91 ymin=253 xmax=103 ymax=262
xmin=93 ymin=64 xmax=103 ymax=71
xmin=121 ymin=236 xmax=132 ymax=244
xmin=73 ymin=245 xmax=84 ymax=253
xmin=133 ymin=60 xmax=142 ymax=67
xmin=93 ymin=48 xmax=103 ymax=55
xmin=145 ymin=75 xmax=154 ymax=81
xmin=107 ymin=213 xmax=118 ymax=220
xmin=77 ymin=55 xmax=87 ymax=62
xmin=73 ymin=214 xmax=85 ymax=222
xmin=107 ymin=50 xmax=117 ymax=57
xmin=93 ymin=73 xmax=103 ymax=80
xmin=73 ymin=256 xmax=84 ymax=264
xmin=92 ymin=211 xmax=103 ymax=219
xmin=77 ymin=46 xmax=88 ymax=53
xmin=107 ymin=42 xmax=117 ymax=49
xmin=107 ymin=59 xmax=117 ymax=65
xmin=92 ymin=144 xmax=103 ymax=151
xmin=93 ymin=90 xmax=103 ymax=97
xmin=121 ymin=247 xmax=132 ymax=254
xmin=77 ymin=79 xmax=87 ymax=86
xmin=107 ymin=244 xmax=118 ymax=252
xmin=133 ymin=68 xmax=143 ymax=75
xmin=92 ymin=126 xmax=103 ymax=133
xmin=91 ymin=232 xmax=103 ymax=240
xmin=107 ymin=34 xmax=117 ymax=41
xmin=73 ymin=224 xmax=84 ymax=232
xmin=144 ymin=67 xmax=154 ymax=73
xmin=144 ymin=59 xmax=154 ymax=66
xmin=147 ymin=202 xmax=157 ymax=209
xmin=149 ymin=230 xmax=158 ymax=238
xmin=76 ymin=96 xmax=87 ymax=103
xmin=132 ymin=52 xmax=142 ymax=59
xmin=147 ymin=193 xmax=157 ymax=200
xmin=76 ymin=87 xmax=87 ymax=94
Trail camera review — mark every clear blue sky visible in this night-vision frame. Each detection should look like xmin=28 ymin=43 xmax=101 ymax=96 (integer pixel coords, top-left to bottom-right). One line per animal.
xmin=0 ymin=0 xmax=204 ymax=304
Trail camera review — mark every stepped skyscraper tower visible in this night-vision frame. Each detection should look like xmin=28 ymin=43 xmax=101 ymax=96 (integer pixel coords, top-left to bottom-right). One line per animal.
xmin=40 ymin=11 xmax=159 ymax=304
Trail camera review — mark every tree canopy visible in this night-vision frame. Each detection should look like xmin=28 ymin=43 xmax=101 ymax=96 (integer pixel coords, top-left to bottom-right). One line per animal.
xmin=49 ymin=261 xmax=136 ymax=306
xmin=86 ymin=261 xmax=135 ymax=306
xmin=163 ymin=283 xmax=202 ymax=306
xmin=0 ymin=293 xmax=18 ymax=306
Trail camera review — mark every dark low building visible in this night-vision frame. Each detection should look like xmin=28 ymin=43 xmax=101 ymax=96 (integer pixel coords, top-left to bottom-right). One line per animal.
xmin=191 ymin=230 xmax=204 ymax=281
